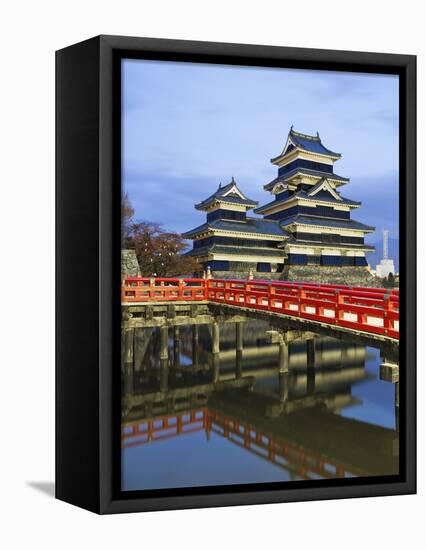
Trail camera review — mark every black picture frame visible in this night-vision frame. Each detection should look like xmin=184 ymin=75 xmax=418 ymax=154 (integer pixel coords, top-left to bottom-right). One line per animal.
xmin=56 ymin=34 xmax=416 ymax=514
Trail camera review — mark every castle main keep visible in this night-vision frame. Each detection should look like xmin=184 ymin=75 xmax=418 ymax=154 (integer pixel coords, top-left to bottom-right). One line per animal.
xmin=183 ymin=128 xmax=375 ymax=283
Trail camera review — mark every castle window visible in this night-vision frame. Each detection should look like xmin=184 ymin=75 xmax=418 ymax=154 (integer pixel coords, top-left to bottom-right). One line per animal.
xmin=207 ymin=260 xmax=230 ymax=271
xmin=278 ymin=159 xmax=333 ymax=177
xmin=289 ymin=253 xmax=308 ymax=265
xmin=257 ymin=262 xmax=271 ymax=272
xmin=207 ymin=209 xmax=246 ymax=222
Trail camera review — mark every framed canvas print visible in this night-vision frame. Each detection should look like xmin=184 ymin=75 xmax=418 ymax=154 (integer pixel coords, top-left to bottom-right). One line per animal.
xmin=56 ymin=35 xmax=416 ymax=514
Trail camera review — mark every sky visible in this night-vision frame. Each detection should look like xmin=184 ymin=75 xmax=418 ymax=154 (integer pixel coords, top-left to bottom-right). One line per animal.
xmin=122 ymin=59 xmax=399 ymax=245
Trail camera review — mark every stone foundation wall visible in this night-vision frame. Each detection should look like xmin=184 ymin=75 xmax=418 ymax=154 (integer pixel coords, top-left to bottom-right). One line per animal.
xmin=121 ymin=249 xmax=141 ymax=277
xmin=212 ymin=270 xmax=283 ymax=280
xmin=212 ymin=266 xmax=383 ymax=287
xmin=280 ymin=265 xmax=383 ymax=287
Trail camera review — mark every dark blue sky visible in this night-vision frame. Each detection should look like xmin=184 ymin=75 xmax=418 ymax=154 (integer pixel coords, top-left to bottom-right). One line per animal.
xmin=122 ymin=59 xmax=399 ymax=241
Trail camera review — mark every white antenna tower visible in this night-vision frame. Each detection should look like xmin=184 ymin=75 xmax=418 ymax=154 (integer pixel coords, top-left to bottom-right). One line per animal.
xmin=383 ymin=229 xmax=389 ymax=260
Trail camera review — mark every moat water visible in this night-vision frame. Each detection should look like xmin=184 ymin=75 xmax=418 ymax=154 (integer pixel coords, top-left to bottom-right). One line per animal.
xmin=121 ymin=320 xmax=399 ymax=491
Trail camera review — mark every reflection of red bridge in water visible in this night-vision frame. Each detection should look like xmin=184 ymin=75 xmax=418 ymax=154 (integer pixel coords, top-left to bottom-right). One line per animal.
xmin=122 ymin=408 xmax=365 ymax=480
xmin=122 ymin=277 xmax=399 ymax=341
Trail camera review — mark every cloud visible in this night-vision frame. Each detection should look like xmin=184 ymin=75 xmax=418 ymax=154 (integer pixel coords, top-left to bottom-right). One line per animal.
xmin=122 ymin=59 xmax=399 ymax=240
xmin=347 ymin=171 xmax=399 ymax=238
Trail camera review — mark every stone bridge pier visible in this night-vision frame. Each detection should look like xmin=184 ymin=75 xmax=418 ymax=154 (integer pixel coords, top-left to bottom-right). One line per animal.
xmin=121 ymin=301 xmax=400 ymax=416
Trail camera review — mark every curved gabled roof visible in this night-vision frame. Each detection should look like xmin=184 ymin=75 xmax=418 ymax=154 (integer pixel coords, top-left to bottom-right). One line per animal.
xmin=289 ymin=129 xmax=341 ymax=157
xmin=254 ymin=189 xmax=360 ymax=215
xmin=263 ymin=168 xmax=349 ymax=192
xmin=271 ymin=127 xmax=342 ymax=163
xmin=280 ymin=214 xmax=375 ymax=232
xmin=195 ymin=177 xmax=258 ymax=210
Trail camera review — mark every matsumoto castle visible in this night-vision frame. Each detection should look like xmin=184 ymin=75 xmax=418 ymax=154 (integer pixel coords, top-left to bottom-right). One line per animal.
xmin=183 ymin=128 xmax=375 ymax=280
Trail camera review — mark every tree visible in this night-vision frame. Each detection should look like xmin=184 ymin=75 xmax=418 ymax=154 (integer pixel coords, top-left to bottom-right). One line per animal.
xmin=381 ymin=271 xmax=395 ymax=289
xmin=121 ymin=196 xmax=200 ymax=277
xmin=121 ymin=193 xmax=134 ymax=247
xmin=129 ymin=221 xmax=200 ymax=276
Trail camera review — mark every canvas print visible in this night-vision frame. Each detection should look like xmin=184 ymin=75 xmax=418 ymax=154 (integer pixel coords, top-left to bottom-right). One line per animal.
xmin=120 ymin=59 xmax=399 ymax=492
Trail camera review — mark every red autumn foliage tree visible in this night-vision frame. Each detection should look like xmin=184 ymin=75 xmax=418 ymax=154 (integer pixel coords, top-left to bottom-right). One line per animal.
xmin=122 ymin=196 xmax=200 ymax=277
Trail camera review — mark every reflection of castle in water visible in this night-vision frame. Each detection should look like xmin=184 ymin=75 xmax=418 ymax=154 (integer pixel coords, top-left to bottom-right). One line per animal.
xmin=122 ymin=320 xmax=399 ymax=480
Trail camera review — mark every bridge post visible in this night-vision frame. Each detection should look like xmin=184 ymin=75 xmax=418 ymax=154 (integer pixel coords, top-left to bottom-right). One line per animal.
xmin=160 ymin=325 xmax=169 ymax=364
xmin=306 ymin=337 xmax=316 ymax=394
xmin=266 ymin=330 xmax=289 ymax=373
xmin=380 ymin=359 xmax=399 ymax=384
xmin=192 ymin=324 xmax=199 ymax=369
xmin=211 ymin=321 xmax=220 ymax=383
xmin=134 ymin=328 xmax=151 ymax=372
xmin=236 ymin=322 xmax=244 ymax=351
xmin=339 ymin=345 xmax=349 ymax=369
xmin=315 ymin=339 xmax=324 ymax=369
xmin=160 ymin=359 xmax=168 ymax=392
xmin=278 ymin=338 xmax=289 ymax=374
xmin=380 ymin=356 xmax=399 ymax=413
xmin=173 ymin=326 xmax=181 ymax=368
xmin=159 ymin=323 xmax=169 ymax=390
xmin=212 ymin=321 xmax=220 ymax=354
xmin=236 ymin=351 xmax=243 ymax=379
xmin=205 ymin=412 xmax=211 ymax=441
xmin=236 ymin=322 xmax=244 ymax=379
xmin=307 ymin=366 xmax=316 ymax=395
xmin=307 ymin=338 xmax=316 ymax=369
xmin=212 ymin=353 xmax=220 ymax=383
xmin=279 ymin=372 xmax=289 ymax=403
xmin=123 ymin=328 xmax=134 ymax=397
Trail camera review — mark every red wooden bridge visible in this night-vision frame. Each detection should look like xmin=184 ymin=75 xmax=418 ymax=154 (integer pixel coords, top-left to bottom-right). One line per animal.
xmin=122 ymin=277 xmax=399 ymax=341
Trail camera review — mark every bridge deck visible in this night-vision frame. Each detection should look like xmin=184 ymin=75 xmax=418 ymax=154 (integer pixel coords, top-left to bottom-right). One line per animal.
xmin=122 ymin=277 xmax=399 ymax=344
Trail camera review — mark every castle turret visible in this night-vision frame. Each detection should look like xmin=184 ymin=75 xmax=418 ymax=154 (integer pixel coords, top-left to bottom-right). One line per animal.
xmin=182 ymin=129 xmax=376 ymax=282
xmin=254 ymin=128 xmax=375 ymax=267
xmin=182 ymin=178 xmax=288 ymax=274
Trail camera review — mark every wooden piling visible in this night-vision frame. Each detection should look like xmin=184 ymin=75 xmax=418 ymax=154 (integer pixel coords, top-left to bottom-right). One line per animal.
xmin=279 ymin=372 xmax=289 ymax=403
xmin=212 ymin=352 xmax=220 ymax=384
xmin=192 ymin=324 xmax=199 ymax=368
xmin=160 ymin=358 xmax=168 ymax=392
xmin=236 ymin=322 xmax=243 ymax=352
xmin=236 ymin=322 xmax=244 ymax=378
xmin=173 ymin=326 xmax=180 ymax=368
xmin=307 ymin=367 xmax=316 ymax=395
xmin=123 ymin=328 xmax=134 ymax=396
xmin=307 ymin=338 xmax=315 ymax=369
xmin=212 ymin=321 xmax=220 ymax=354
xmin=160 ymin=325 xmax=168 ymax=361
xmin=279 ymin=339 xmax=289 ymax=374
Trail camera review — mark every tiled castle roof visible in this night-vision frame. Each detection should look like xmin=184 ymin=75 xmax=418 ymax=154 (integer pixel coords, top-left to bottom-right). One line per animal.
xmin=264 ymin=168 xmax=349 ymax=192
xmin=254 ymin=190 xmax=360 ymax=215
xmin=272 ymin=127 xmax=342 ymax=160
xmin=280 ymin=215 xmax=375 ymax=232
xmin=182 ymin=217 xmax=290 ymax=239
xmin=186 ymin=244 xmax=285 ymax=258
xmin=195 ymin=178 xmax=258 ymax=210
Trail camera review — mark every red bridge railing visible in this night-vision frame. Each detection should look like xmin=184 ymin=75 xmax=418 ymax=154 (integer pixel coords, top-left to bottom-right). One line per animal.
xmin=122 ymin=277 xmax=399 ymax=340
xmin=122 ymin=277 xmax=207 ymax=302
